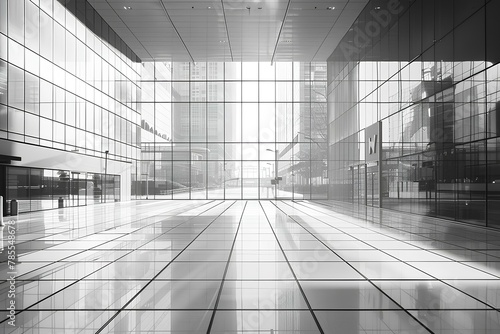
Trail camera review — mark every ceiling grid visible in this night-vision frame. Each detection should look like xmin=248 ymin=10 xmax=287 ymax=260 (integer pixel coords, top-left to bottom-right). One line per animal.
xmin=88 ymin=0 xmax=369 ymax=62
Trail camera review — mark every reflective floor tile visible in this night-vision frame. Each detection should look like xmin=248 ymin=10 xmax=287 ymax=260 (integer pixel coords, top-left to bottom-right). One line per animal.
xmin=33 ymin=280 xmax=146 ymax=310
xmin=4 ymin=199 xmax=500 ymax=333
xmin=279 ymin=239 xmax=326 ymax=250
xmin=188 ymin=240 xmax=235 ymax=250
xmin=2 ymin=262 xmax=57 ymax=278
xmin=210 ymin=310 xmax=321 ymax=333
xmin=290 ymin=261 xmax=364 ymax=280
xmin=234 ymin=239 xmax=281 ymax=250
xmin=218 ymin=280 xmax=308 ymax=310
xmin=85 ymin=262 xmax=169 ymax=280
xmin=366 ymin=240 xmax=421 ymax=250
xmin=414 ymin=249 xmax=493 ymax=262
xmin=407 ymin=261 xmax=498 ymax=280
xmin=62 ymin=250 xmax=131 ymax=262
xmin=17 ymin=250 xmax=82 ymax=262
xmin=323 ymin=240 xmax=375 ymax=250
xmin=175 ymin=249 xmax=231 ymax=262
xmin=0 ymin=310 xmax=117 ymax=334
xmin=116 ymin=250 xmax=179 ymax=262
xmin=314 ymin=310 xmax=432 ymax=333
xmin=47 ymin=240 xmax=109 ymax=250
xmin=319 ymin=233 xmax=358 ymax=242
xmin=0 ymin=280 xmax=74 ymax=310
xmin=230 ymin=250 xmax=285 ymax=262
xmin=350 ymin=261 xmax=432 ymax=280
xmin=301 ymin=281 xmax=401 ymax=310
xmin=443 ymin=280 xmax=500 ymax=308
xmin=136 ymin=240 xmax=188 ymax=250
xmin=126 ymin=280 xmax=221 ymax=310
xmin=373 ymin=280 xmax=492 ymax=310
xmin=463 ymin=261 xmax=500 ymax=274
xmin=384 ymin=249 xmax=451 ymax=262
xmin=99 ymin=310 xmax=213 ymax=334
xmin=408 ymin=310 xmax=500 ymax=334
xmin=225 ymin=262 xmax=294 ymax=280
xmin=9 ymin=240 xmax=65 ymax=252
xmin=156 ymin=261 xmax=227 ymax=280
xmin=18 ymin=262 xmax=108 ymax=280
xmin=284 ymin=250 xmax=342 ymax=262
xmin=334 ymin=249 xmax=399 ymax=262
xmin=93 ymin=240 xmax=147 ymax=250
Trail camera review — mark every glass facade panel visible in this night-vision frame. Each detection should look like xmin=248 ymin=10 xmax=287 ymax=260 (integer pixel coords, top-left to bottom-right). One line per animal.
xmin=138 ymin=62 xmax=327 ymax=200
xmin=1 ymin=0 xmax=138 ymax=214
xmin=327 ymin=0 xmax=500 ymax=227
xmin=3 ymin=165 xmax=117 ymax=214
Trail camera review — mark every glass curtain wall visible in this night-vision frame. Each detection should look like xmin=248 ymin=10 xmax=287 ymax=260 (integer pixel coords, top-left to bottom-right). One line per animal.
xmin=5 ymin=165 xmax=119 ymax=214
xmin=137 ymin=62 xmax=328 ymax=200
xmin=327 ymin=0 xmax=500 ymax=228
xmin=0 ymin=0 xmax=141 ymax=210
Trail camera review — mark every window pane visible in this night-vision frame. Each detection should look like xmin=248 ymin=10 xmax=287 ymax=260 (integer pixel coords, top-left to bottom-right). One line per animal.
xmin=8 ymin=64 xmax=24 ymax=110
xmin=8 ymin=0 xmax=24 ymax=43
xmin=8 ymin=107 xmax=24 ymax=134
xmin=25 ymin=0 xmax=40 ymax=52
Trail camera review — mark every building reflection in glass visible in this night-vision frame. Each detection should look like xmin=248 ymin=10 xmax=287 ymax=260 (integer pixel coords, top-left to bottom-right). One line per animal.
xmin=327 ymin=0 xmax=500 ymax=228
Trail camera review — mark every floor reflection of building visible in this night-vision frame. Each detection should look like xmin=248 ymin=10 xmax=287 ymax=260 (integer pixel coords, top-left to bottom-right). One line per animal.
xmin=415 ymin=281 xmax=488 ymax=333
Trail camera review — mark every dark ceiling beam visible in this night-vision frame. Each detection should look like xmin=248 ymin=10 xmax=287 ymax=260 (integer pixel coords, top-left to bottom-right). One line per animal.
xmin=270 ymin=0 xmax=292 ymax=65
xmin=159 ymin=0 xmax=195 ymax=63
xmin=221 ymin=0 xmax=234 ymax=62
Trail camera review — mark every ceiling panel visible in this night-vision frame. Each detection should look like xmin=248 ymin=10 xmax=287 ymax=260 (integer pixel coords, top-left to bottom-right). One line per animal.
xmin=88 ymin=0 xmax=369 ymax=62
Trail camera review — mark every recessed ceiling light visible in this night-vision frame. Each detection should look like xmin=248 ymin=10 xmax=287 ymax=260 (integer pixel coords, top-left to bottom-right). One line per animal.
xmin=207 ymin=6 xmax=212 ymax=9
xmin=327 ymin=6 xmax=335 ymax=10
xmin=219 ymin=40 xmax=226 ymax=43
xmin=123 ymin=6 xmax=132 ymax=10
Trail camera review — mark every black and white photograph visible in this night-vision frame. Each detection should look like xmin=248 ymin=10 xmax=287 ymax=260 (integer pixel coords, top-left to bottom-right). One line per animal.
xmin=1 ymin=0 xmax=500 ymax=332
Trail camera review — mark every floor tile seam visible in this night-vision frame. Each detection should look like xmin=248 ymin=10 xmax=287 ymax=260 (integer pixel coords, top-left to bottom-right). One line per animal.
xmin=273 ymin=200 xmax=436 ymax=334
xmin=205 ymin=202 xmax=250 ymax=334
xmin=283 ymin=201 xmax=500 ymax=312
xmin=294 ymin=203 xmax=500 ymax=279
xmin=12 ymin=201 xmax=222 ymax=279
xmin=293 ymin=201 xmax=456 ymax=245
xmin=308 ymin=200 xmax=500 ymax=242
xmin=0 ymin=259 xmax=118 ymax=325
xmin=259 ymin=201 xmax=325 ymax=334
xmin=13 ymin=240 xmax=134 ymax=267
xmin=94 ymin=200 xmax=238 ymax=334
xmin=280 ymin=201 xmax=424 ymax=262
xmin=136 ymin=202 xmax=223 ymax=248
xmin=299 ymin=201 xmax=481 ymax=240
xmin=289 ymin=201 xmax=500 ymax=277
xmin=0 ymin=200 xmax=225 ymax=325
xmin=14 ymin=201 xmax=208 ymax=238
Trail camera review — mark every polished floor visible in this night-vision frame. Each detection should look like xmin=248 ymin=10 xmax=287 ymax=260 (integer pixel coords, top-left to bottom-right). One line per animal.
xmin=1 ymin=200 xmax=500 ymax=333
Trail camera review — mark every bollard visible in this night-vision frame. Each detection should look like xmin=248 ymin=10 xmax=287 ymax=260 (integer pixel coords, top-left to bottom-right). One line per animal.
xmin=11 ymin=199 xmax=19 ymax=216
xmin=0 ymin=195 xmax=3 ymax=226
xmin=58 ymin=197 xmax=64 ymax=208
